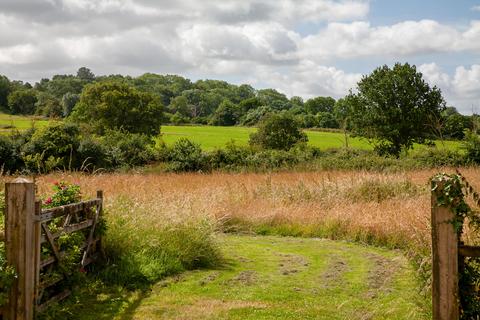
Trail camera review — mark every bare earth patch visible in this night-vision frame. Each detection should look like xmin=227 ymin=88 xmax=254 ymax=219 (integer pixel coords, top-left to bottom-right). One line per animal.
xmin=321 ymin=255 xmax=350 ymax=289
xmin=171 ymin=299 xmax=268 ymax=320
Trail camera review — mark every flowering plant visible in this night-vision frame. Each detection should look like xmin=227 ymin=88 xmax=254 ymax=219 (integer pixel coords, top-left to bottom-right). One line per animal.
xmin=43 ymin=181 xmax=81 ymax=208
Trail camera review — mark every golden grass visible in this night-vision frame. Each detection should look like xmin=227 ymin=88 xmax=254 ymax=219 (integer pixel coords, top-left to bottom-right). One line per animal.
xmin=29 ymin=169 xmax=446 ymax=246
xmin=4 ymin=167 xmax=479 ymax=255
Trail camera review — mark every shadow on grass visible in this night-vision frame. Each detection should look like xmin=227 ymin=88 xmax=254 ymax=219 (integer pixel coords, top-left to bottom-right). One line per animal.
xmin=37 ymin=280 xmax=151 ymax=320
xmin=37 ymin=260 xmax=236 ymax=320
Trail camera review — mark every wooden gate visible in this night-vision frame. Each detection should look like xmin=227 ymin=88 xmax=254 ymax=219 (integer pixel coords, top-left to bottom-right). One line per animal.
xmin=1 ymin=178 xmax=104 ymax=320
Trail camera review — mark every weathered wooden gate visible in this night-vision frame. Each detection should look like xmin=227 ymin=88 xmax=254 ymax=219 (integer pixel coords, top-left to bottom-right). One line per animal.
xmin=0 ymin=178 xmax=104 ymax=320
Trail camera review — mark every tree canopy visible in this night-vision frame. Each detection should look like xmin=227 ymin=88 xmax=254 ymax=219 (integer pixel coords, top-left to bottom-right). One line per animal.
xmin=249 ymin=113 xmax=307 ymax=150
xmin=71 ymin=81 xmax=163 ymax=135
xmin=349 ymin=63 xmax=446 ymax=157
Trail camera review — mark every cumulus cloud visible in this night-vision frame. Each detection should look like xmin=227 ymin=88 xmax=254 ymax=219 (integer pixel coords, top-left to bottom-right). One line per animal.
xmin=299 ymin=20 xmax=480 ymax=62
xmin=418 ymin=63 xmax=480 ymax=113
xmin=0 ymin=0 xmax=479 ymax=111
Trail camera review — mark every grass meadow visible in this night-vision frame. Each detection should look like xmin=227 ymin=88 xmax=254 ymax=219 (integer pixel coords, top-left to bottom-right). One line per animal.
xmin=160 ymin=125 xmax=461 ymax=151
xmin=0 ymin=112 xmax=49 ymax=134
xmin=8 ymin=167 xmax=476 ymax=318
xmin=0 ymin=112 xmax=461 ymax=151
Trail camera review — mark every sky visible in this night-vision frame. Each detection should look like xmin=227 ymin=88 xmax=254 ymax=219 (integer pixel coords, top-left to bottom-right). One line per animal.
xmin=0 ymin=0 xmax=479 ymax=113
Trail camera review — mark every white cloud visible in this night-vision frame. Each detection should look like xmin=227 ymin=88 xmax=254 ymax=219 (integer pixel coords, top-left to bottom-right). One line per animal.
xmin=253 ymin=61 xmax=362 ymax=98
xmin=0 ymin=0 xmax=480 ymax=112
xmin=299 ymin=19 xmax=480 ymax=62
xmin=472 ymin=5 xmax=480 ymax=12
xmin=418 ymin=63 xmax=480 ymax=112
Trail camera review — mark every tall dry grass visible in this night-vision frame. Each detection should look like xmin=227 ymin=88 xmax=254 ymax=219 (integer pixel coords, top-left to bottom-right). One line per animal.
xmin=31 ymin=169 xmax=451 ymax=249
xmin=5 ymin=167 xmax=480 ymax=287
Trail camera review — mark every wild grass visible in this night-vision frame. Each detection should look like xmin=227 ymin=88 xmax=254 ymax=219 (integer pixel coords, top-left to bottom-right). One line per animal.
xmin=33 ymin=169 xmax=441 ymax=257
xmin=5 ymin=167 xmax=480 ymax=316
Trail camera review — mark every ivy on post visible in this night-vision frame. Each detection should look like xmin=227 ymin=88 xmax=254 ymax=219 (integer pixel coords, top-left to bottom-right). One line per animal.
xmin=431 ymin=174 xmax=464 ymax=320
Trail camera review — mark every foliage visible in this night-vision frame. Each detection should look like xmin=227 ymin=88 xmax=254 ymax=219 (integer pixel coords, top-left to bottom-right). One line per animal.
xmin=167 ymin=138 xmax=206 ymax=172
xmin=61 ymin=92 xmax=80 ymax=117
xmin=22 ymin=122 xmax=81 ymax=172
xmin=7 ymin=89 xmax=37 ymax=115
xmin=43 ymin=181 xmax=82 ymax=209
xmin=0 ymin=134 xmax=23 ymax=173
xmin=209 ymin=99 xmax=240 ymax=126
xmin=249 ymin=113 xmax=308 ymax=150
xmin=71 ymin=81 xmax=163 ymax=135
xmin=462 ymin=129 xmax=480 ymax=164
xmin=349 ymin=63 xmax=446 ymax=157
xmin=0 ymin=242 xmax=16 ymax=306
xmin=304 ymin=96 xmax=335 ymax=114
xmin=431 ymin=173 xmax=480 ymax=318
xmin=102 ymin=130 xmax=156 ymax=168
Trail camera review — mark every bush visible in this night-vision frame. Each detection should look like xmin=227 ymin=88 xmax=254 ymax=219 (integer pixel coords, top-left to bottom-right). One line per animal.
xmin=463 ymin=130 xmax=480 ymax=164
xmin=167 ymin=138 xmax=206 ymax=172
xmin=208 ymin=141 xmax=252 ymax=169
xmin=0 ymin=135 xmax=22 ymax=173
xmin=77 ymin=136 xmax=109 ymax=171
xmin=103 ymin=130 xmax=156 ymax=168
xmin=250 ymin=113 xmax=307 ymax=150
xmin=22 ymin=122 xmax=81 ymax=172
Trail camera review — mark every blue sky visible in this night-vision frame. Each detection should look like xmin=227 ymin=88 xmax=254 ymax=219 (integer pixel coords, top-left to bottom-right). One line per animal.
xmin=0 ymin=0 xmax=479 ymax=113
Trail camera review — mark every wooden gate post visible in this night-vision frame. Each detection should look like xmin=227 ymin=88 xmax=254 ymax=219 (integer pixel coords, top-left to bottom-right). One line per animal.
xmin=5 ymin=178 xmax=36 ymax=320
xmin=431 ymin=180 xmax=459 ymax=320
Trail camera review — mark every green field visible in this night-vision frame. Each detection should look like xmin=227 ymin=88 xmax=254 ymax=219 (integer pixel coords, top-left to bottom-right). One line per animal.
xmin=0 ymin=112 xmax=49 ymax=133
xmin=0 ymin=113 xmax=461 ymax=152
xmin=160 ymin=125 xmax=461 ymax=151
xmin=41 ymin=235 xmax=429 ymax=319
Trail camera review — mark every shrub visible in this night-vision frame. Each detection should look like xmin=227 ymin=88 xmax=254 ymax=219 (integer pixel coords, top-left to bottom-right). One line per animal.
xmin=102 ymin=130 xmax=156 ymax=168
xmin=245 ymin=149 xmax=299 ymax=169
xmin=77 ymin=136 xmax=109 ymax=171
xmin=208 ymin=141 xmax=252 ymax=169
xmin=249 ymin=113 xmax=307 ymax=150
xmin=167 ymin=138 xmax=206 ymax=172
xmin=463 ymin=129 xmax=480 ymax=164
xmin=21 ymin=122 xmax=81 ymax=172
xmin=0 ymin=135 xmax=22 ymax=173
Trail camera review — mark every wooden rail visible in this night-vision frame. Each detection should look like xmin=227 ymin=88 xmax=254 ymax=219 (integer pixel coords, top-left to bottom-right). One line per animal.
xmin=1 ymin=179 xmax=103 ymax=319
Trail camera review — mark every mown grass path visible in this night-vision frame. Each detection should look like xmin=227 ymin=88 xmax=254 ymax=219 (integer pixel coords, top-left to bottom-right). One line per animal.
xmin=114 ymin=235 xmax=429 ymax=320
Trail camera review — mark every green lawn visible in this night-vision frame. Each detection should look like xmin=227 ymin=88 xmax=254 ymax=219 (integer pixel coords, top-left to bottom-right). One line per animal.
xmin=41 ymin=235 xmax=430 ymax=319
xmin=0 ymin=112 xmax=49 ymax=133
xmin=159 ymin=125 xmax=461 ymax=151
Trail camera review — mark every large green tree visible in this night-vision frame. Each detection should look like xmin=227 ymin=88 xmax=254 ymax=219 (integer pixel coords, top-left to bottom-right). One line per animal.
xmin=304 ymin=96 xmax=335 ymax=114
xmin=349 ymin=63 xmax=446 ymax=157
xmin=7 ymin=89 xmax=37 ymax=114
xmin=71 ymin=81 xmax=163 ymax=135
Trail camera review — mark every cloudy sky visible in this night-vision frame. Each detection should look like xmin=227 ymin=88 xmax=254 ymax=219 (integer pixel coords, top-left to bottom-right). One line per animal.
xmin=0 ymin=0 xmax=480 ymax=113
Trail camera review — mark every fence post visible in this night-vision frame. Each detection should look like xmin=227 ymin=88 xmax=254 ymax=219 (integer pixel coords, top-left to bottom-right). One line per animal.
xmin=431 ymin=180 xmax=459 ymax=320
xmin=5 ymin=178 xmax=36 ymax=320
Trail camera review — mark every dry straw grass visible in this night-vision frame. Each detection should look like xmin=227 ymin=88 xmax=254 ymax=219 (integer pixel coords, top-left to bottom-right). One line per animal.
xmin=30 ymin=168 xmax=476 ymax=251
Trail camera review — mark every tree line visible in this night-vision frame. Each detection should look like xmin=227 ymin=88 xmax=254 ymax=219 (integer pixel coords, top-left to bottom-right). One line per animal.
xmin=1 ymin=65 xmax=473 ymax=140
xmin=1 ymin=63 xmax=479 ymax=173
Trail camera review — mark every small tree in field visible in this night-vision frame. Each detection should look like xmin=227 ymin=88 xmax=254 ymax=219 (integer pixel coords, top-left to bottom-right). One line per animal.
xmin=349 ymin=63 xmax=446 ymax=157
xmin=249 ymin=113 xmax=307 ymax=150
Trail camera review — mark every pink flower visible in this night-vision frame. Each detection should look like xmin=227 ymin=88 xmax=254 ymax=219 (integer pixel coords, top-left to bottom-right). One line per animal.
xmin=79 ymin=267 xmax=86 ymax=273
xmin=44 ymin=197 xmax=52 ymax=205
